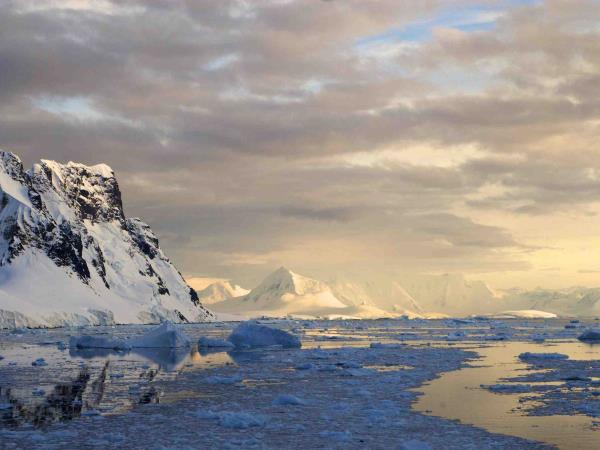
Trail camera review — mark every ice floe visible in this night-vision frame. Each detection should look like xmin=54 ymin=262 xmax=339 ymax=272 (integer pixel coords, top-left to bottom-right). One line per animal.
xmin=518 ymin=352 xmax=569 ymax=361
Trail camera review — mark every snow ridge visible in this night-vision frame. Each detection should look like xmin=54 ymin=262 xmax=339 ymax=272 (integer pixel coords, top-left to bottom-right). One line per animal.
xmin=197 ymin=280 xmax=249 ymax=304
xmin=211 ymin=267 xmax=394 ymax=319
xmin=0 ymin=150 xmax=214 ymax=328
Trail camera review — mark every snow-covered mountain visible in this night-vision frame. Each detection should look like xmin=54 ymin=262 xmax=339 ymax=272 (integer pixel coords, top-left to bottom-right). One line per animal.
xmin=210 ymin=267 xmax=394 ymax=319
xmin=397 ymin=273 xmax=500 ymax=316
xmin=500 ymin=287 xmax=600 ymax=317
xmin=0 ymin=151 xmax=214 ymax=328
xmin=196 ymin=280 xmax=249 ymax=304
xmin=329 ymin=279 xmax=423 ymax=318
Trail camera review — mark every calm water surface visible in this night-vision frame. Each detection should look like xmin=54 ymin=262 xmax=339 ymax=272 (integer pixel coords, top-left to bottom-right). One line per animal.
xmin=413 ymin=341 xmax=599 ymax=450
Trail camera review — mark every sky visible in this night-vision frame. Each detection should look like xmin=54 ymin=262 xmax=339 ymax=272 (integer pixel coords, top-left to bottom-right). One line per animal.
xmin=1 ymin=0 xmax=600 ymax=290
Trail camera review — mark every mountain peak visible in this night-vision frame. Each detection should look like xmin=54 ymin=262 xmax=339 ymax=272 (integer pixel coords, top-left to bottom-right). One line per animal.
xmin=249 ymin=267 xmax=329 ymax=299
xmin=197 ymin=280 xmax=249 ymax=304
xmin=0 ymin=149 xmax=213 ymax=328
xmin=273 ymin=265 xmax=294 ymax=276
xmin=0 ymin=150 xmax=23 ymax=170
xmin=33 ymin=158 xmax=124 ymax=223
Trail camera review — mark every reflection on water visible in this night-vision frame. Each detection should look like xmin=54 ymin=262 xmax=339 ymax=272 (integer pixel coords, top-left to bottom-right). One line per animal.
xmin=69 ymin=346 xmax=195 ymax=372
xmin=0 ymin=368 xmax=90 ymax=428
xmin=0 ymin=343 xmax=235 ymax=429
xmin=413 ymin=341 xmax=599 ymax=450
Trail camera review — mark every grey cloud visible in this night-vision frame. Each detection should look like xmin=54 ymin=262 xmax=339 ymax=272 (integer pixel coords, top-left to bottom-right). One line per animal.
xmin=0 ymin=0 xmax=597 ymax=284
xmin=279 ymin=205 xmax=361 ymax=222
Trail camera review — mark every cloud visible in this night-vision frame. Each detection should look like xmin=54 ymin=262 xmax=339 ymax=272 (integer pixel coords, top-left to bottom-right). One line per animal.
xmin=0 ymin=0 xmax=599 ymax=288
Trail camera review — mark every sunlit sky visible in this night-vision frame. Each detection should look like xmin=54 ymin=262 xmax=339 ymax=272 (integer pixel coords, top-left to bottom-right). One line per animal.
xmin=2 ymin=0 xmax=600 ymax=289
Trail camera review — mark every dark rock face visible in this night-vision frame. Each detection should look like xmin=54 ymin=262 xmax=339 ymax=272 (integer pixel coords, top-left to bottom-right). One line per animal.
xmin=0 ymin=151 xmax=213 ymax=323
xmin=127 ymin=219 xmax=159 ymax=260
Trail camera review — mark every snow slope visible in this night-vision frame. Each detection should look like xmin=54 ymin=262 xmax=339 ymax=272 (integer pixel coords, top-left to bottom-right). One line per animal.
xmin=0 ymin=151 xmax=213 ymax=328
xmin=329 ymin=279 xmax=423 ymax=318
xmin=500 ymin=287 xmax=600 ymax=317
xmin=196 ymin=280 xmax=249 ymax=305
xmin=486 ymin=310 xmax=558 ymax=319
xmin=211 ymin=267 xmax=393 ymax=319
xmin=397 ymin=273 xmax=500 ymax=316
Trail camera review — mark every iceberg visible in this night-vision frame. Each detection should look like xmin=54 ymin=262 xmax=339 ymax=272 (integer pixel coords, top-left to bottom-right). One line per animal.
xmin=69 ymin=335 xmax=131 ymax=350
xmin=227 ymin=321 xmax=301 ymax=348
xmin=197 ymin=336 xmax=234 ymax=348
xmin=128 ymin=321 xmax=191 ymax=348
xmin=577 ymin=329 xmax=600 ymax=342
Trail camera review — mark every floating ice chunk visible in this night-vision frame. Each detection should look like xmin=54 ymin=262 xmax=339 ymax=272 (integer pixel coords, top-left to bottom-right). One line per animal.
xmin=319 ymin=430 xmax=351 ymax=442
xmin=518 ymin=352 xmax=568 ymax=361
xmin=576 ymin=401 xmax=600 ymax=417
xmin=369 ymin=342 xmax=403 ymax=349
xmin=31 ymin=358 xmax=47 ymax=366
xmin=69 ymin=335 xmax=130 ymax=350
xmin=446 ymin=331 xmax=465 ymax=341
xmin=227 ymin=321 xmax=301 ymax=349
xmin=450 ymin=319 xmax=473 ymax=325
xmin=128 ymin=321 xmax=191 ymax=348
xmin=194 ymin=410 xmax=267 ymax=429
xmin=197 ymin=336 xmax=234 ymax=348
xmin=483 ymin=384 xmax=533 ymax=393
xmin=484 ymin=334 xmax=508 ymax=341
xmin=81 ymin=409 xmax=101 ymax=416
xmin=295 ymin=362 xmax=314 ymax=370
xmin=578 ymin=329 xmax=600 ymax=342
xmin=340 ymin=361 xmax=362 ymax=369
xmin=399 ymin=440 xmax=432 ymax=450
xmin=204 ymin=375 xmax=243 ymax=385
xmin=32 ymin=388 xmax=45 ymax=396
xmin=562 ymin=374 xmax=591 ymax=382
xmin=343 ymin=368 xmax=373 ymax=377
xmin=272 ymin=394 xmax=307 ymax=406
xmin=310 ymin=349 xmax=330 ymax=359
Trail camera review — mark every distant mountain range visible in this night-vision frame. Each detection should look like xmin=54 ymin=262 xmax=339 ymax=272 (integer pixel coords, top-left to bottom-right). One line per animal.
xmin=207 ymin=267 xmax=498 ymax=319
xmin=209 ymin=267 xmax=395 ymax=319
xmin=499 ymin=287 xmax=600 ymax=317
xmin=0 ymin=151 xmax=213 ymax=328
xmin=197 ymin=281 xmax=249 ymax=304
xmin=206 ymin=268 xmax=600 ymax=319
